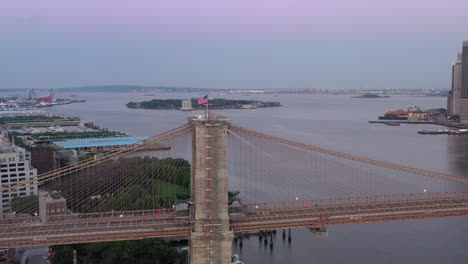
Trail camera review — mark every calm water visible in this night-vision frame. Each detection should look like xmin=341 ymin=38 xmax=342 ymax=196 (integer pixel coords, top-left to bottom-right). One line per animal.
xmin=2 ymin=91 xmax=467 ymax=263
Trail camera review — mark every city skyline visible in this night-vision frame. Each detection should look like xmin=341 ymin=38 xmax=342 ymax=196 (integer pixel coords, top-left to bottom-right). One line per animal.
xmin=1 ymin=0 xmax=468 ymax=90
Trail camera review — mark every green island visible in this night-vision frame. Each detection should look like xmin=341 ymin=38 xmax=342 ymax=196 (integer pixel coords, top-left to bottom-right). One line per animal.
xmin=352 ymin=93 xmax=390 ymax=98
xmin=126 ymin=98 xmax=281 ymax=109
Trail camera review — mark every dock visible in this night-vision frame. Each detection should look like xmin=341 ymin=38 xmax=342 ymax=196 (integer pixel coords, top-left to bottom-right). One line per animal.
xmin=369 ymin=120 xmax=467 ymax=129
xmin=382 ymin=121 xmax=400 ymax=126
xmin=418 ymin=129 xmax=468 ymax=135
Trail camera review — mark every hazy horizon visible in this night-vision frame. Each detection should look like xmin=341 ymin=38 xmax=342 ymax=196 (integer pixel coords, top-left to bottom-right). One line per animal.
xmin=0 ymin=85 xmax=453 ymax=91
xmin=1 ymin=0 xmax=467 ymax=90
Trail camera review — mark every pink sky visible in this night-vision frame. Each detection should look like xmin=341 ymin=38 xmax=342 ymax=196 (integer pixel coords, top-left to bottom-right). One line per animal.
xmin=2 ymin=0 xmax=467 ymax=34
xmin=0 ymin=0 xmax=467 ymax=89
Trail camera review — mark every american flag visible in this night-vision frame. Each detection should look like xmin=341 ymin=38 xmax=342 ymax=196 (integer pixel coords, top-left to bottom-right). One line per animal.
xmin=198 ymin=95 xmax=208 ymax=105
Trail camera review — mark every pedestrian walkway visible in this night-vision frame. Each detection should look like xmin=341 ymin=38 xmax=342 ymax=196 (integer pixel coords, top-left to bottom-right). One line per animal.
xmin=21 ymin=247 xmax=50 ymax=264
xmin=22 ymin=247 xmax=48 ymax=257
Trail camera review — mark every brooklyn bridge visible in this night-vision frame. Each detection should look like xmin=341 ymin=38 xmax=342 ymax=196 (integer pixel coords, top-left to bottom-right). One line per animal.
xmin=1 ymin=115 xmax=467 ymax=264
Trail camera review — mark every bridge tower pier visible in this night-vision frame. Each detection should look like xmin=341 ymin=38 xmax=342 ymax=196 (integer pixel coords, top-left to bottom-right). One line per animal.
xmin=189 ymin=116 xmax=233 ymax=264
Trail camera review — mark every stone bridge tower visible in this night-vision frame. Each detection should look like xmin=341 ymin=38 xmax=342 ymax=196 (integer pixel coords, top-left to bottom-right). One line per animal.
xmin=189 ymin=115 xmax=233 ymax=264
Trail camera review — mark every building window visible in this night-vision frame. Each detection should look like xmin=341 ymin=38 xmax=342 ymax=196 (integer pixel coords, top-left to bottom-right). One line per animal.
xmin=19 ymin=173 xmax=25 ymax=176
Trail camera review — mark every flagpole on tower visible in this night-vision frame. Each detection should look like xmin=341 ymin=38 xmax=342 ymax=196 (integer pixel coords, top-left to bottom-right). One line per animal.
xmin=198 ymin=95 xmax=209 ymax=120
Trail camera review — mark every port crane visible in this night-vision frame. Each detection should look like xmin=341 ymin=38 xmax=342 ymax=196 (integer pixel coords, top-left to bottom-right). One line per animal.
xmin=43 ymin=88 xmax=55 ymax=104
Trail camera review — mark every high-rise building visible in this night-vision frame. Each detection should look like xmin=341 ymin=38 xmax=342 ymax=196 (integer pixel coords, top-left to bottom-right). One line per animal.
xmin=0 ymin=134 xmax=38 ymax=218
xmin=448 ymin=52 xmax=463 ymax=116
xmin=462 ymin=41 xmax=468 ymax=98
xmin=461 ymin=41 xmax=468 ymax=123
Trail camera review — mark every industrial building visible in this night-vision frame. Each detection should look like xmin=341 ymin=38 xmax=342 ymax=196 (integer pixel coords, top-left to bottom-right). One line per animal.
xmin=53 ymin=136 xmax=149 ymax=151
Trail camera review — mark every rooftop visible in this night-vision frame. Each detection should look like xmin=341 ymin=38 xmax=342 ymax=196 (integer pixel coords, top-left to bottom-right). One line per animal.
xmin=0 ymin=134 xmax=22 ymax=154
xmin=9 ymin=125 xmax=97 ymax=135
xmin=40 ymin=191 xmax=66 ymax=202
xmin=53 ymin=136 xmax=148 ymax=149
xmin=188 ymin=115 xmax=230 ymax=125
xmin=0 ymin=107 xmax=39 ymax=111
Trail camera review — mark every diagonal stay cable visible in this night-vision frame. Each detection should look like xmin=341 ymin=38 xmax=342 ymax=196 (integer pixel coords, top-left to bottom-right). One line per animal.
xmin=230 ymin=125 xmax=468 ymax=184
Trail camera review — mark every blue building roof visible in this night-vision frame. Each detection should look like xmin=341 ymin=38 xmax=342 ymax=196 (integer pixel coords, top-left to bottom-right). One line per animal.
xmin=53 ymin=136 xmax=149 ymax=149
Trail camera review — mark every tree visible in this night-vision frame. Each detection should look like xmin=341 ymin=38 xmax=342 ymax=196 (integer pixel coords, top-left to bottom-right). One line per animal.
xmin=10 ymin=195 xmax=39 ymax=215
xmin=7 ymin=133 xmax=28 ymax=149
xmin=49 ymin=157 xmax=191 ymax=263
xmin=51 ymin=245 xmax=76 ymax=264
xmin=52 ymin=239 xmax=187 ymax=264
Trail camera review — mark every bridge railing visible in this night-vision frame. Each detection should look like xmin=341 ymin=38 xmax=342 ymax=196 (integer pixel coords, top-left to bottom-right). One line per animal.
xmin=0 ymin=208 xmax=190 ymax=226
xmin=235 ymin=191 xmax=468 ymax=212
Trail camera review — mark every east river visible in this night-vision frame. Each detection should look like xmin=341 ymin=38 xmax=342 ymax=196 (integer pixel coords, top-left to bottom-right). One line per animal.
xmin=2 ymin=91 xmax=467 ymax=263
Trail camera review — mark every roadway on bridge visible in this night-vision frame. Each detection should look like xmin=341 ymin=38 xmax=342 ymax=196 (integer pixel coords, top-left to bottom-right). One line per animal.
xmin=1 ymin=193 xmax=467 ymax=248
xmin=231 ymin=194 xmax=468 ymax=232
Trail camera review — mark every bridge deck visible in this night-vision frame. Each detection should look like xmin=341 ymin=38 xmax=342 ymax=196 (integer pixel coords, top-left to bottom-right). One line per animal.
xmin=1 ymin=193 xmax=467 ymax=248
xmin=231 ymin=195 xmax=468 ymax=232
xmin=0 ymin=209 xmax=191 ymax=248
